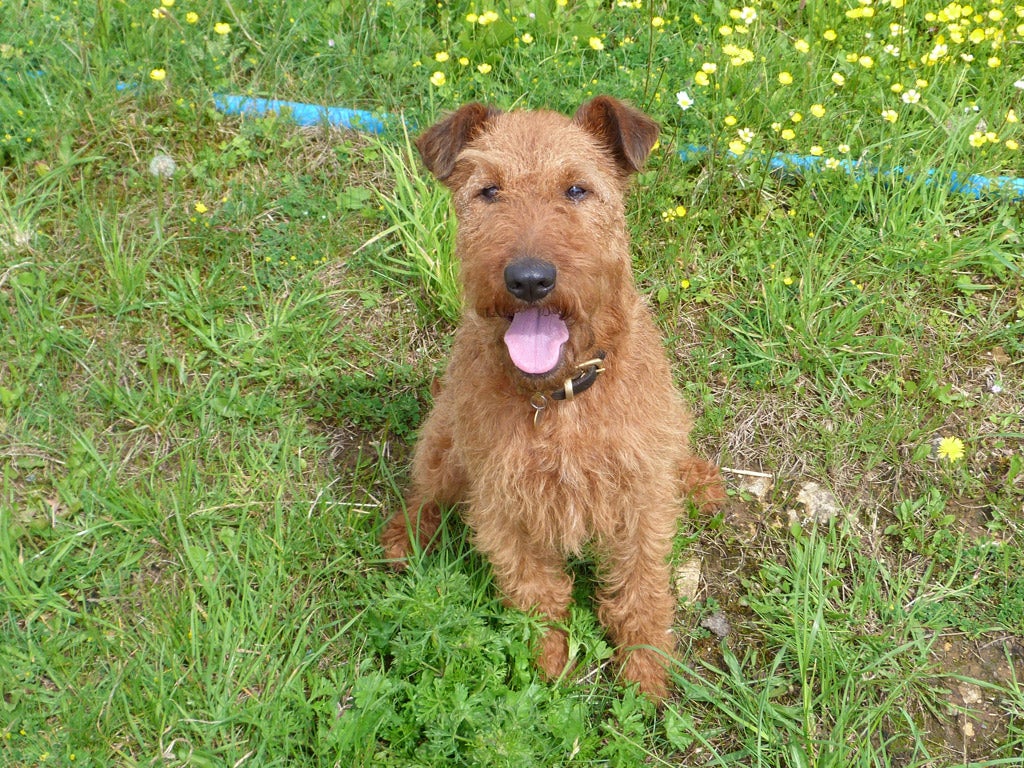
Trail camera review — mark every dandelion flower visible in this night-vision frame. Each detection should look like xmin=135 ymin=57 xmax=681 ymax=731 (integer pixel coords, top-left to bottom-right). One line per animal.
xmin=937 ymin=436 xmax=965 ymax=462
xmin=149 ymin=68 xmax=167 ymax=81
xmin=214 ymin=22 xmax=231 ymax=35
xmin=194 ymin=201 xmax=208 ymax=214
xmin=148 ymin=153 xmax=176 ymax=177
xmin=676 ymin=90 xmax=694 ymax=110
xmin=589 ymin=37 xmax=604 ymax=50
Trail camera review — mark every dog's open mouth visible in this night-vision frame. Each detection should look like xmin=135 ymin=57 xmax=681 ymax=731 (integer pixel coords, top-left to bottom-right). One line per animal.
xmin=503 ymin=307 xmax=569 ymax=375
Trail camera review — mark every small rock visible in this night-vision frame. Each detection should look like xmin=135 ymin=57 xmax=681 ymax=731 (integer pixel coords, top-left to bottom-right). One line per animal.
xmin=737 ymin=473 xmax=773 ymax=504
xmin=701 ymin=611 xmax=731 ymax=638
xmin=674 ymin=558 xmax=702 ymax=601
xmin=958 ymin=681 xmax=984 ymax=706
xmin=794 ymin=481 xmax=842 ymax=525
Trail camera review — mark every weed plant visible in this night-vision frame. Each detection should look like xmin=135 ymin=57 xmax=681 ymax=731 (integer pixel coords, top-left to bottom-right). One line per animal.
xmin=2 ymin=1 xmax=1023 ymax=766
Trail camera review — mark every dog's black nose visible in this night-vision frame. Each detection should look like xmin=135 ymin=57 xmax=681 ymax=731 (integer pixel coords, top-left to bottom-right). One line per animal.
xmin=504 ymin=258 xmax=557 ymax=303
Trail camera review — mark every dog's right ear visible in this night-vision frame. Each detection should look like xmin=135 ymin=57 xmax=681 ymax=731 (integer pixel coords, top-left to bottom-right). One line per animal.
xmin=416 ymin=103 xmax=502 ymax=183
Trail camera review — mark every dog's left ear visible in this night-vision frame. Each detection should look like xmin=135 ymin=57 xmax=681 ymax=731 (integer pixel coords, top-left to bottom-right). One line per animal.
xmin=573 ymin=96 xmax=660 ymax=175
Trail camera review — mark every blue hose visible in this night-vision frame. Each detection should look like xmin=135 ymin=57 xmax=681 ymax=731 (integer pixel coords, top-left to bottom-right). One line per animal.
xmin=212 ymin=93 xmax=397 ymax=134
xmin=677 ymin=143 xmax=1024 ymax=201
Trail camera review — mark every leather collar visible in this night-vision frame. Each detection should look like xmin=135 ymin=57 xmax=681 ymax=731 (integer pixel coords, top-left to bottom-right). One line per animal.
xmin=529 ymin=351 xmax=606 ymax=424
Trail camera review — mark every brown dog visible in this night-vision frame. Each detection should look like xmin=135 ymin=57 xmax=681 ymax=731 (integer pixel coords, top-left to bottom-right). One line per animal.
xmin=381 ymin=96 xmax=725 ymax=701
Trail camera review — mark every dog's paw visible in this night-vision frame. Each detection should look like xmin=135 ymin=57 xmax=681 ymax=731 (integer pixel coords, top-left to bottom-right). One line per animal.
xmin=380 ymin=515 xmax=414 ymax=568
xmin=619 ymin=647 xmax=670 ymax=704
xmin=536 ymin=628 xmax=571 ymax=680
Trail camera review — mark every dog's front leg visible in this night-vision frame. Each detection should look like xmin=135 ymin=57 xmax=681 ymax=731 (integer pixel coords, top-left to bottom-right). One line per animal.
xmin=595 ymin=518 xmax=677 ymax=703
xmin=472 ymin=517 xmax=575 ymax=680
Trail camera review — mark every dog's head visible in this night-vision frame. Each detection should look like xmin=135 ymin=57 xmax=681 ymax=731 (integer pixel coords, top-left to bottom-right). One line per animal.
xmin=416 ymin=97 xmax=659 ymax=387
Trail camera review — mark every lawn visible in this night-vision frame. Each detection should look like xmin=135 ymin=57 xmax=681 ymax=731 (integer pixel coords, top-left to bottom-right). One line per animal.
xmin=2 ymin=1 xmax=1023 ymax=765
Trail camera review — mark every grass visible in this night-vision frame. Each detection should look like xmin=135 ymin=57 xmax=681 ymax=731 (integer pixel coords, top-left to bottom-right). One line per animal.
xmin=2 ymin=0 xmax=1023 ymax=765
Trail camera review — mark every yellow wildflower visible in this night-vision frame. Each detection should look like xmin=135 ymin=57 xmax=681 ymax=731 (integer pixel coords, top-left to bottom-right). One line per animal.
xmin=937 ymin=436 xmax=965 ymax=462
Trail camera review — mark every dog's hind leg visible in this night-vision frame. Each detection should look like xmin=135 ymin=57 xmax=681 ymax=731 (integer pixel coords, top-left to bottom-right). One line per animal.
xmin=381 ymin=398 xmax=466 ymax=566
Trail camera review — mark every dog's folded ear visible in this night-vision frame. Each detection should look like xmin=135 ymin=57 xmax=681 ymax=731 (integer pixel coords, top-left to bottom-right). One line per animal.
xmin=416 ymin=103 xmax=503 ymax=182
xmin=573 ymin=96 xmax=660 ymax=175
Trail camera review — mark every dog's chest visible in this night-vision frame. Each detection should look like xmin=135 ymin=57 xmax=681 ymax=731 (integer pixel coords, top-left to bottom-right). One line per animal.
xmin=462 ymin=408 xmax=664 ymax=552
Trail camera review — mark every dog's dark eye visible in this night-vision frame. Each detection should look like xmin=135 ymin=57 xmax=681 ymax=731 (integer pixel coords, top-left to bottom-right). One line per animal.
xmin=479 ymin=185 xmax=500 ymax=202
xmin=566 ymin=185 xmax=588 ymax=202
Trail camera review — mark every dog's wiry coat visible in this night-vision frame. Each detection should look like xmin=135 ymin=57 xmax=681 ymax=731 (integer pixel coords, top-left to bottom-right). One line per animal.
xmin=382 ymin=97 xmax=725 ymax=701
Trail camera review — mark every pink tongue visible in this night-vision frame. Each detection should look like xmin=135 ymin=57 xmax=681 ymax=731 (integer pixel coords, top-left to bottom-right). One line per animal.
xmin=504 ymin=308 xmax=569 ymax=374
